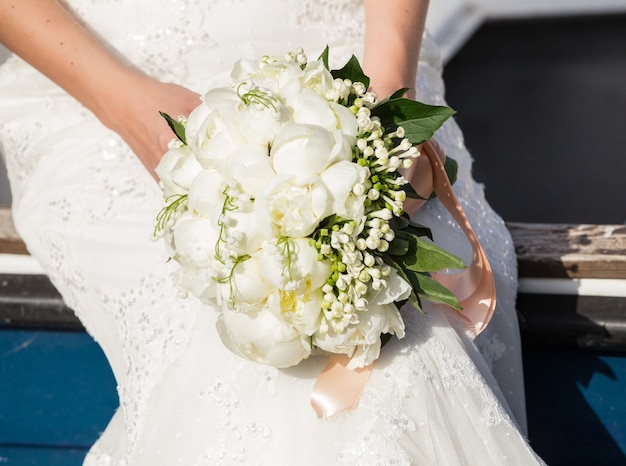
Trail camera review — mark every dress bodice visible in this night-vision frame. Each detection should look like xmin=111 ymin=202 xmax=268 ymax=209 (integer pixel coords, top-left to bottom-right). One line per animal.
xmin=61 ymin=0 xmax=365 ymax=91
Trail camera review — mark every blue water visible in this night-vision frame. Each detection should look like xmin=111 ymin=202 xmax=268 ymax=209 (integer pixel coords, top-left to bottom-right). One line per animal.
xmin=0 ymin=330 xmax=118 ymax=466
xmin=2 ymin=329 xmax=626 ymax=465
xmin=524 ymin=346 xmax=626 ymax=465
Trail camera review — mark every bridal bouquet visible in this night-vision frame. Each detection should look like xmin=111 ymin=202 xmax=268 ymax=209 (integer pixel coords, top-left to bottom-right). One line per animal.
xmin=153 ymin=48 xmax=463 ymax=369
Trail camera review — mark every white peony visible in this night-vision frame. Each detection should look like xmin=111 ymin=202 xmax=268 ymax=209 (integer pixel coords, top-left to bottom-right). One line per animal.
xmin=312 ymin=300 xmax=405 ymax=369
xmin=172 ymin=215 xmax=220 ymax=269
xmin=369 ymin=268 xmax=412 ymax=305
xmin=186 ymin=169 xmax=226 ymax=219
xmin=155 ymin=144 xmax=202 ymax=197
xmin=254 ymin=174 xmax=331 ymax=238
xmin=215 ymin=142 xmax=272 ymax=194
xmin=189 ymin=105 xmax=247 ymax=172
xmin=223 ymin=254 xmax=272 ymax=305
xmin=344 ymin=301 xmax=405 ymax=369
xmin=267 ymin=287 xmax=324 ymax=337
xmin=223 ymin=208 xmax=266 ymax=256
xmin=299 ymin=59 xmax=334 ymax=97
xmin=216 ymin=305 xmax=312 ymax=368
xmin=320 ymin=160 xmax=369 ymax=219
xmin=231 ymin=57 xmax=304 ymax=95
xmin=229 ymin=148 xmax=276 ymax=198
xmin=258 ymin=237 xmax=331 ymax=292
xmin=284 ymin=87 xmax=338 ymax=131
xmin=236 ymin=89 xmax=287 ymax=144
xmin=185 ymin=88 xmax=241 ymax=143
xmin=330 ymin=101 xmax=359 ymax=140
xmin=271 ymin=123 xmax=338 ymax=177
xmin=173 ymin=265 xmax=217 ymax=304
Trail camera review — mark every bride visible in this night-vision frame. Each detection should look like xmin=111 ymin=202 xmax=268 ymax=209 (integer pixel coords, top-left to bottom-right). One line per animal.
xmin=0 ymin=0 xmax=544 ymax=464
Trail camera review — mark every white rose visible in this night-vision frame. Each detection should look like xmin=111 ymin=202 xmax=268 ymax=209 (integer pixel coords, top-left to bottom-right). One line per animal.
xmin=155 ymin=144 xmax=202 ymax=197
xmin=271 ymin=123 xmax=337 ymax=177
xmin=216 ymin=306 xmax=311 ymax=368
xmin=320 ymin=160 xmax=369 ymax=219
xmin=254 ymin=174 xmax=331 ymax=238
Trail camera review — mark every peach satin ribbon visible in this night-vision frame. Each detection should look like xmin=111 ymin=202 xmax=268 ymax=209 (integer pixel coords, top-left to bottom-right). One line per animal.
xmin=311 ymin=140 xmax=497 ymax=418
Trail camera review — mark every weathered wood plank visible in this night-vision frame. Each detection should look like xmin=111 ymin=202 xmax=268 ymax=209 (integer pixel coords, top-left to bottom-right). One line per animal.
xmin=508 ymin=222 xmax=626 ymax=279
xmin=0 ymin=274 xmax=82 ymax=330
xmin=4 ymin=206 xmax=626 ymax=278
xmin=0 ymin=206 xmax=28 ymax=254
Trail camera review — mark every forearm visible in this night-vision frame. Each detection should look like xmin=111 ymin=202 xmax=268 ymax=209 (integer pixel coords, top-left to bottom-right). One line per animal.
xmin=0 ymin=0 xmax=141 ymax=126
xmin=362 ymin=0 xmax=429 ymax=98
xmin=0 ymin=0 xmax=201 ymax=177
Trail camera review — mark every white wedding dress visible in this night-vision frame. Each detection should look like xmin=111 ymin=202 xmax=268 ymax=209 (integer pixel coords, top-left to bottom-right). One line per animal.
xmin=0 ymin=1 xmax=545 ymax=464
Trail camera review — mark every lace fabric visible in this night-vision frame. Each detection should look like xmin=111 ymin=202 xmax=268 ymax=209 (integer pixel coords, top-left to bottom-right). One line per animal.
xmin=0 ymin=1 xmax=542 ymax=464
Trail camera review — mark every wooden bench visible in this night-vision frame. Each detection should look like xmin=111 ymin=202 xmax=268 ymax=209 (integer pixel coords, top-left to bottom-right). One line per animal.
xmin=1 ymin=206 xmax=626 ymax=349
xmin=510 ymin=222 xmax=626 ymax=350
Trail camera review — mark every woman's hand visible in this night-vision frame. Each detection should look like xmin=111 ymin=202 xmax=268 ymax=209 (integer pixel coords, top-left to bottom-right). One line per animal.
xmin=0 ymin=0 xmax=200 ymax=179
xmin=98 ymin=73 xmax=200 ymax=179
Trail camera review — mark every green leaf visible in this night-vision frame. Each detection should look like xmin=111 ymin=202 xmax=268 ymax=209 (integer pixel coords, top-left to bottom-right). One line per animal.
xmin=403 ymin=182 xmax=428 ymax=200
xmin=160 ymin=111 xmax=187 ymax=145
xmin=424 ymin=155 xmax=460 ymax=200
xmin=396 ymin=217 xmax=433 ymax=241
xmin=406 ymin=223 xmax=433 ymax=241
xmin=414 ymin=273 xmax=462 ymax=310
xmin=372 ymin=99 xmax=455 ymax=145
xmin=444 ymin=156 xmax=458 ymax=187
xmin=411 ymin=236 xmax=465 ymax=272
xmin=387 ymin=237 xmax=410 ymax=256
xmin=389 ymin=215 xmax=409 ymax=231
xmin=331 ymin=55 xmax=370 ymax=89
xmin=318 ymin=46 xmax=330 ymax=70
xmin=407 ymin=291 xmax=423 ymax=313
xmin=394 ymin=230 xmax=464 ymax=273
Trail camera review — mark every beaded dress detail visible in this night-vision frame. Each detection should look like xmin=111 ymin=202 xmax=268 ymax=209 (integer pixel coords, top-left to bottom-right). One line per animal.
xmin=0 ymin=1 xmax=543 ymax=464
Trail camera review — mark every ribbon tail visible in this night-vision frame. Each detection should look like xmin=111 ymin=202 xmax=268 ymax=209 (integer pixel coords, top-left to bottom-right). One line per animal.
xmin=420 ymin=140 xmax=496 ymax=336
xmin=311 ymin=353 xmax=371 ymax=418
